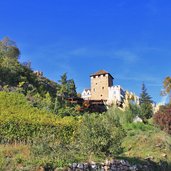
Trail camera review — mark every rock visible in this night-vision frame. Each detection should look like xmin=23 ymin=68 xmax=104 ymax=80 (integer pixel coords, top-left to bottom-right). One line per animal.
xmin=162 ymin=153 xmax=167 ymax=158
xmin=129 ymin=165 xmax=138 ymax=171
xmin=91 ymin=163 xmax=98 ymax=169
xmin=105 ymin=159 xmax=110 ymax=166
xmin=69 ymin=158 xmax=163 ymax=171
xmin=72 ymin=163 xmax=78 ymax=169
xmin=155 ymin=143 xmax=162 ymax=147
xmin=103 ymin=165 xmax=109 ymax=171
xmin=77 ymin=163 xmax=84 ymax=169
xmin=83 ymin=163 xmax=89 ymax=169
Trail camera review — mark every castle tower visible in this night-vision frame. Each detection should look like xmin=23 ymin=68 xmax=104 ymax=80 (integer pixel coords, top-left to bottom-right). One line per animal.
xmin=90 ymin=70 xmax=114 ymax=100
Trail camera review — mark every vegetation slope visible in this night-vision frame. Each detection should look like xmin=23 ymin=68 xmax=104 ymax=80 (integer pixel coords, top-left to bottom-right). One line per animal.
xmin=0 ymin=37 xmax=171 ymax=170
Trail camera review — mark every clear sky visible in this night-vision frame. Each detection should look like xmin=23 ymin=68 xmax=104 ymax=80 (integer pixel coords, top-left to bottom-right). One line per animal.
xmin=0 ymin=0 xmax=171 ymax=103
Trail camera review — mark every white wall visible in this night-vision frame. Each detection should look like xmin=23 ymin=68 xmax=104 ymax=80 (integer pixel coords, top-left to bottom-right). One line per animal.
xmin=81 ymin=89 xmax=91 ymax=100
xmin=108 ymin=86 xmax=124 ymax=104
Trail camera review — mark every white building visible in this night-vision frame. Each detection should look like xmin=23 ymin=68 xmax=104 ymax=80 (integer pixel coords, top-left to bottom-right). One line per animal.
xmin=81 ymin=89 xmax=91 ymax=100
xmin=108 ymin=85 xmax=125 ymax=105
xmin=82 ymin=85 xmax=127 ymax=106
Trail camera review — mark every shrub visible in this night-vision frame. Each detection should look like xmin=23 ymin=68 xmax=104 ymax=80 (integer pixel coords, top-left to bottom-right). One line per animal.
xmin=107 ymin=106 xmax=134 ymax=125
xmin=153 ymin=105 xmax=171 ymax=134
xmin=0 ymin=91 xmax=78 ymax=144
xmin=73 ymin=112 xmax=125 ymax=158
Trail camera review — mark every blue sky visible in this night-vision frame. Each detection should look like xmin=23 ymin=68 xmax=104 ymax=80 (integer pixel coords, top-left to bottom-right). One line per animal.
xmin=0 ymin=0 xmax=171 ymax=103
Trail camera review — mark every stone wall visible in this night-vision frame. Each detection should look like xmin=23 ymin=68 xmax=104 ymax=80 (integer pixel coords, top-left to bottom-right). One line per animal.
xmin=91 ymin=74 xmax=113 ymax=100
xmin=67 ymin=159 xmax=168 ymax=171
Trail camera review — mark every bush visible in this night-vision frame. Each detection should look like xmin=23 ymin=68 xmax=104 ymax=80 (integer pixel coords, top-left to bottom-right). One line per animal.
xmin=107 ymin=106 xmax=134 ymax=125
xmin=153 ymin=105 xmax=171 ymax=134
xmin=73 ymin=112 xmax=125 ymax=158
xmin=0 ymin=91 xmax=78 ymax=144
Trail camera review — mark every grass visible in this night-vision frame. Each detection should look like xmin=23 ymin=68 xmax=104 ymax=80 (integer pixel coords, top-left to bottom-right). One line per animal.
xmin=0 ymin=125 xmax=171 ymax=170
xmin=121 ymin=122 xmax=171 ymax=164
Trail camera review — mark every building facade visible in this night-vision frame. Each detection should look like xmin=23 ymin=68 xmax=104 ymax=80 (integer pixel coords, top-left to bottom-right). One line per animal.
xmin=90 ymin=70 xmax=113 ymax=100
xmin=81 ymin=70 xmax=139 ymax=107
xmin=108 ymin=85 xmax=125 ymax=105
xmin=81 ymin=89 xmax=91 ymax=100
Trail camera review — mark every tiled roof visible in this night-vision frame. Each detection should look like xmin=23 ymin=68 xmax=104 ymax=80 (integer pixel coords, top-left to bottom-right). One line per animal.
xmin=90 ymin=70 xmax=114 ymax=79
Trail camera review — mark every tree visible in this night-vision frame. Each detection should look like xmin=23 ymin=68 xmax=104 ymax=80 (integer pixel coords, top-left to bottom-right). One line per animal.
xmin=54 ymin=96 xmax=63 ymax=114
xmin=57 ymin=73 xmax=77 ymax=99
xmin=0 ymin=56 xmax=22 ymax=86
xmin=140 ymin=83 xmax=153 ymax=104
xmin=139 ymin=83 xmax=153 ymax=119
xmin=0 ymin=37 xmax=20 ymax=59
xmin=74 ymin=113 xmax=125 ymax=157
xmin=154 ymin=104 xmax=171 ymax=134
xmin=58 ymin=73 xmax=68 ymax=99
xmin=162 ymin=76 xmax=171 ymax=103
xmin=68 ymin=79 xmax=77 ymax=97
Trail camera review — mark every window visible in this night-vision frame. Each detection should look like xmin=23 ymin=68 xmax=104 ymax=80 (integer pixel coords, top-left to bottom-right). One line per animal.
xmin=102 ymin=87 xmax=104 ymax=90
xmin=96 ymin=83 xmax=98 ymax=85
xmin=101 ymin=95 xmax=103 ymax=97
xmin=94 ymin=88 xmax=95 ymax=92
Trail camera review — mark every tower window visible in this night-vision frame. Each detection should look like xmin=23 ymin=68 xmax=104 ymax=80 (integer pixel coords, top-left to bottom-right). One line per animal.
xmin=94 ymin=88 xmax=96 ymax=92
xmin=102 ymin=87 xmax=104 ymax=90
xmin=101 ymin=95 xmax=103 ymax=97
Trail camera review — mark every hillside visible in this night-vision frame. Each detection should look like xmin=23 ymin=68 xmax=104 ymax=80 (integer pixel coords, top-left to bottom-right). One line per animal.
xmin=1 ymin=38 xmax=171 ymax=170
xmin=0 ymin=92 xmax=171 ymax=170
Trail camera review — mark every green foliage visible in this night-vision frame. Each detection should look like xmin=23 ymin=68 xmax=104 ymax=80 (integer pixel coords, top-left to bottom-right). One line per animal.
xmin=129 ymin=103 xmax=141 ymax=117
xmin=54 ymin=96 xmax=63 ymax=114
xmin=107 ymin=106 xmax=134 ymax=125
xmin=57 ymin=106 xmax=81 ymax=117
xmin=0 ymin=91 xmax=126 ymax=167
xmin=122 ymin=122 xmax=171 ymax=166
xmin=139 ymin=83 xmax=153 ymax=119
xmin=57 ymin=73 xmax=77 ymax=99
xmin=0 ymin=37 xmax=60 ymax=113
xmin=54 ymin=73 xmax=78 ymax=116
xmin=0 ymin=37 xmax=80 ymax=116
xmin=0 ymin=57 xmax=22 ymax=86
xmin=140 ymin=83 xmax=153 ymax=104
xmin=1 ymin=91 xmax=171 ymax=169
xmin=140 ymin=103 xmax=153 ymax=120
xmin=68 ymin=79 xmax=77 ymax=97
xmin=73 ymin=112 xmax=125 ymax=158
xmin=0 ymin=37 xmax=20 ymax=59
xmin=0 ymin=92 xmax=78 ymax=144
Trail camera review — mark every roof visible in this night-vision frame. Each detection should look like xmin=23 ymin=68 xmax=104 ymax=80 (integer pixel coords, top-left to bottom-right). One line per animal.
xmin=90 ymin=70 xmax=114 ymax=79
xmin=84 ymin=88 xmax=91 ymax=92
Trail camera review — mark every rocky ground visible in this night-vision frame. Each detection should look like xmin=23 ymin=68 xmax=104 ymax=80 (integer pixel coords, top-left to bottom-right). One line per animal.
xmin=65 ymin=158 xmax=167 ymax=171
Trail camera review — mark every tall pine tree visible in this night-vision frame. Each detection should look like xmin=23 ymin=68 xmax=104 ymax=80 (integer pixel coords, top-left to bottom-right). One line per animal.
xmin=58 ymin=73 xmax=68 ymax=99
xmin=139 ymin=83 xmax=153 ymax=119
xmin=54 ymin=73 xmax=77 ymax=114
xmin=68 ymin=79 xmax=77 ymax=97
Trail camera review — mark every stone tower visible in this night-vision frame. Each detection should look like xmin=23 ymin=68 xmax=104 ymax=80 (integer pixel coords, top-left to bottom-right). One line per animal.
xmin=90 ymin=70 xmax=114 ymax=100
